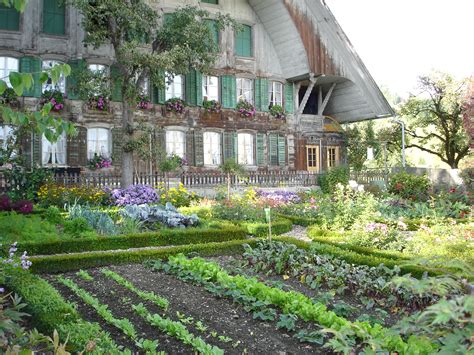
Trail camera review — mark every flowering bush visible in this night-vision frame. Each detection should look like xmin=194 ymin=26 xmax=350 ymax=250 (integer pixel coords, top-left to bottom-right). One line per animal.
xmin=37 ymin=184 xmax=108 ymax=207
xmin=0 ymin=195 xmax=33 ymax=214
xmin=202 ymin=98 xmax=221 ymax=113
xmin=109 ymin=184 xmax=159 ymax=206
xmin=157 ymin=183 xmax=199 ymax=207
xmin=1 ymin=242 xmax=32 ymax=271
xmin=165 ymin=98 xmax=185 ymax=113
xmin=388 ymin=171 xmax=431 ymax=201
xmin=137 ymin=94 xmax=152 ymax=110
xmin=256 ymin=190 xmax=300 ymax=207
xmin=88 ymin=95 xmax=109 ymax=111
xmin=269 ymin=104 xmax=285 ymax=119
xmin=40 ymin=90 xmax=65 ymax=112
xmin=236 ymin=99 xmax=256 ymax=117
xmin=87 ymin=154 xmax=112 ymax=170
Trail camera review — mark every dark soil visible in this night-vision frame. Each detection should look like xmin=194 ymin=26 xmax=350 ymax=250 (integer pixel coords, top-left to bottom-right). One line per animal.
xmin=46 ymin=264 xmax=331 ymax=354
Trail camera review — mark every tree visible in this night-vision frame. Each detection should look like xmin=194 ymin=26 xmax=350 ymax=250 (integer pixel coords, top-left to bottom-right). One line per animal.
xmin=72 ymin=0 xmax=234 ymax=187
xmin=399 ymin=72 xmax=470 ymax=168
xmin=219 ymin=160 xmax=244 ymax=201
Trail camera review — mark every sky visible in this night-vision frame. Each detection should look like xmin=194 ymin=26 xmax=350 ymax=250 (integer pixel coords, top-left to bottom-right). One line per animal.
xmin=324 ymin=0 xmax=474 ymax=98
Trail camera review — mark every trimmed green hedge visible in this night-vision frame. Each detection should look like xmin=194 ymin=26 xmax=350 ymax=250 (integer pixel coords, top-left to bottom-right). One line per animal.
xmin=30 ymin=239 xmax=260 ymax=273
xmin=3 ymin=268 xmax=121 ymax=353
xmin=277 ymin=213 xmax=318 ymax=227
xmin=6 ymin=226 xmax=247 ymax=256
xmin=243 ymin=217 xmax=292 ymax=237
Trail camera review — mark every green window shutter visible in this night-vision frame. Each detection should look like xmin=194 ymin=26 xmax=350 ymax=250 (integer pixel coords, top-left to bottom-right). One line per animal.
xmin=154 ymin=128 xmax=166 ymax=160
xmin=284 ymin=83 xmax=294 ymax=113
xmin=111 ymin=127 xmax=123 ymax=166
xmin=220 ymin=75 xmax=236 ymax=109
xmin=269 ymin=133 xmax=278 ymax=166
xmin=0 ymin=4 xmax=20 ymax=31
xmin=186 ymin=131 xmax=194 ymax=166
xmin=223 ymin=131 xmax=237 ymax=162
xmin=66 ymin=59 xmax=86 ymax=100
xmin=185 ymin=69 xmax=202 ymax=106
xmin=194 ymin=130 xmax=204 ymax=167
xmin=67 ymin=126 xmax=87 ymax=166
xmin=205 ymin=19 xmax=219 ymax=50
xmin=110 ymin=65 xmax=123 ymax=102
xmin=256 ymin=133 xmax=265 ymax=166
xmin=20 ymin=57 xmax=42 ymax=97
xmin=202 ymin=0 xmax=218 ymax=4
xmin=278 ymin=135 xmax=286 ymax=166
xmin=32 ymin=132 xmax=41 ymax=166
xmin=42 ymin=0 xmax=65 ymax=35
xmin=152 ymin=71 xmax=166 ymax=104
xmin=20 ymin=132 xmax=33 ymax=168
xmin=235 ymin=24 xmax=252 ymax=57
xmin=255 ymin=78 xmax=269 ymax=112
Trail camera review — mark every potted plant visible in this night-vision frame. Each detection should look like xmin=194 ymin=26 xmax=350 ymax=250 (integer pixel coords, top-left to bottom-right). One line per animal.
xmin=87 ymin=153 xmax=112 ymax=170
xmin=88 ymin=95 xmax=110 ymax=112
xmin=202 ymin=98 xmax=222 ymax=113
xmin=269 ymin=104 xmax=285 ymax=119
xmin=40 ymin=90 xmax=65 ymax=112
xmin=236 ymin=99 xmax=256 ymax=118
xmin=137 ymin=94 xmax=153 ymax=110
xmin=165 ymin=97 xmax=186 ymax=114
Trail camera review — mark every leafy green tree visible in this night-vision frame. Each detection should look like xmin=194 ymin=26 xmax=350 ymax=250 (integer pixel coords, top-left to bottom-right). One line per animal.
xmin=72 ymin=0 xmax=234 ymax=187
xmin=399 ymin=72 xmax=470 ymax=168
xmin=344 ymin=125 xmax=366 ymax=172
xmin=219 ymin=160 xmax=244 ymax=201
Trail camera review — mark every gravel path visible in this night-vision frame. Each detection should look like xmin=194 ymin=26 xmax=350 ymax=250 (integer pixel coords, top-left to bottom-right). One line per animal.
xmin=280 ymin=225 xmax=311 ymax=242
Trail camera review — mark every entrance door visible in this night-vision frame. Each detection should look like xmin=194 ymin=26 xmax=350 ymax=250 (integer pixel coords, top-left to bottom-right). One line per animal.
xmin=306 ymin=145 xmax=320 ymax=172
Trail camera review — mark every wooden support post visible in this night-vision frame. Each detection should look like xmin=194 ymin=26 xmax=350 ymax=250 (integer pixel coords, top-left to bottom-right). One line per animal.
xmin=318 ymin=82 xmax=336 ymax=115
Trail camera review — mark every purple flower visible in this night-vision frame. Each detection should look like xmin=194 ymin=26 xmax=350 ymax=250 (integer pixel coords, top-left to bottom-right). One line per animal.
xmin=109 ymin=184 xmax=159 ymax=206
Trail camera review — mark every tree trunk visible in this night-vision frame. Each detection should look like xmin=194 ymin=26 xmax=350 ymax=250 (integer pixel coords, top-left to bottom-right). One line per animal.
xmin=227 ymin=172 xmax=231 ymax=201
xmin=121 ymin=99 xmax=134 ymax=188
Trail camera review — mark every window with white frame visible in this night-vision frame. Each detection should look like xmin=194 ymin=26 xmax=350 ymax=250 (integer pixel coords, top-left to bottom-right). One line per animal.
xmin=203 ymin=131 xmax=221 ymax=166
xmin=0 ymin=125 xmax=15 ymax=150
xmin=238 ymin=133 xmax=254 ymax=165
xmin=166 ymin=130 xmax=185 ymax=158
xmin=268 ymin=81 xmax=283 ymax=107
xmin=140 ymin=77 xmax=149 ymax=96
xmin=88 ymin=64 xmax=106 ymax=73
xmin=236 ymin=78 xmax=254 ymax=104
xmin=0 ymin=57 xmax=19 ymax=87
xmin=42 ymin=132 xmax=67 ymax=165
xmin=42 ymin=60 xmax=66 ymax=93
xmin=165 ymin=74 xmax=184 ymax=100
xmin=202 ymin=75 xmax=219 ymax=101
xmin=87 ymin=128 xmax=111 ymax=159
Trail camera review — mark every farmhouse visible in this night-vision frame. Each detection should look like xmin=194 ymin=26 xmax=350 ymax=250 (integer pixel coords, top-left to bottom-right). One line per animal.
xmin=0 ymin=0 xmax=393 ymax=175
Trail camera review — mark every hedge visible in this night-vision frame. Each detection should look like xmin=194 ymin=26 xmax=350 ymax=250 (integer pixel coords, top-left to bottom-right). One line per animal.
xmin=277 ymin=213 xmax=318 ymax=227
xmin=6 ymin=225 xmax=247 ymax=256
xmin=29 ymin=238 xmax=261 ymax=273
xmin=243 ymin=217 xmax=292 ymax=237
xmin=3 ymin=268 xmax=122 ymax=353
xmin=274 ymin=236 xmax=444 ymax=279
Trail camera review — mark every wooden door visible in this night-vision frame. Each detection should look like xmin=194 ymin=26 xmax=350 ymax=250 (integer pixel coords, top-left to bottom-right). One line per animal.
xmin=306 ymin=145 xmax=320 ymax=172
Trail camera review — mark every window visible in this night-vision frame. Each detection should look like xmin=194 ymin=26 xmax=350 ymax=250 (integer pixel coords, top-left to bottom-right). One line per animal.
xmin=0 ymin=4 xmax=20 ymax=31
xmin=42 ymin=132 xmax=66 ymax=165
xmin=202 ymin=75 xmax=219 ymax=101
xmin=87 ymin=128 xmax=111 ymax=159
xmin=201 ymin=0 xmax=218 ymax=4
xmin=139 ymin=77 xmax=149 ymax=96
xmin=0 ymin=125 xmax=14 ymax=149
xmin=327 ymin=146 xmax=340 ymax=168
xmin=166 ymin=130 xmax=185 ymax=158
xmin=88 ymin=64 xmax=106 ymax=74
xmin=236 ymin=78 xmax=254 ymax=104
xmin=165 ymin=74 xmax=184 ymax=100
xmin=203 ymin=132 xmax=221 ymax=166
xmin=0 ymin=57 xmax=19 ymax=87
xmin=42 ymin=60 xmax=66 ymax=93
xmin=269 ymin=81 xmax=283 ymax=107
xmin=235 ymin=24 xmax=252 ymax=57
xmin=238 ymin=133 xmax=254 ymax=165
xmin=42 ymin=0 xmax=66 ymax=35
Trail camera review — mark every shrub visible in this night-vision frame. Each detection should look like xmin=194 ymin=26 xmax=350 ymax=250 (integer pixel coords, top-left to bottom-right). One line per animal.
xmin=157 ymin=183 xmax=199 ymax=207
xmin=318 ymin=166 xmax=350 ymax=194
xmin=0 ymin=194 xmax=11 ymax=211
xmin=38 ymin=184 xmax=108 ymax=207
xmin=63 ymin=217 xmax=94 ymax=238
xmin=109 ymin=184 xmax=159 ymax=206
xmin=121 ymin=203 xmax=199 ymax=228
xmin=212 ymin=200 xmax=264 ymax=222
xmin=44 ymin=206 xmax=63 ymax=225
xmin=3 ymin=166 xmax=52 ymax=201
xmin=11 ymin=200 xmax=33 ymax=214
xmin=388 ymin=171 xmax=431 ymax=200
xmin=0 ymin=213 xmax=61 ymax=244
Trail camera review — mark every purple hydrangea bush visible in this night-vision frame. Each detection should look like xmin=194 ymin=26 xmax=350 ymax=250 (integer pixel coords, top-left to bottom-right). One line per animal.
xmin=109 ymin=184 xmax=159 ymax=206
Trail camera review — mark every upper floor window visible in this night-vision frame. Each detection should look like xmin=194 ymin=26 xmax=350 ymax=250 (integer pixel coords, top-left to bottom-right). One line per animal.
xmin=203 ymin=131 xmax=221 ymax=166
xmin=0 ymin=4 xmax=20 ymax=31
xmin=201 ymin=0 xmax=218 ymax=4
xmin=165 ymin=74 xmax=184 ymax=100
xmin=139 ymin=77 xmax=149 ymax=96
xmin=205 ymin=19 xmax=219 ymax=50
xmin=166 ymin=130 xmax=185 ymax=158
xmin=87 ymin=128 xmax=111 ymax=159
xmin=42 ymin=132 xmax=66 ymax=166
xmin=42 ymin=0 xmax=66 ymax=35
xmin=327 ymin=146 xmax=340 ymax=169
xmin=0 ymin=57 xmax=19 ymax=87
xmin=235 ymin=24 xmax=252 ymax=57
xmin=238 ymin=133 xmax=254 ymax=165
xmin=202 ymin=75 xmax=219 ymax=102
xmin=269 ymin=81 xmax=283 ymax=107
xmin=42 ymin=60 xmax=66 ymax=93
xmin=236 ymin=78 xmax=254 ymax=104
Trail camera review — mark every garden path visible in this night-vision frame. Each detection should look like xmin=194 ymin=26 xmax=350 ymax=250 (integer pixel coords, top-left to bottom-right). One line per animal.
xmin=279 ymin=225 xmax=311 ymax=242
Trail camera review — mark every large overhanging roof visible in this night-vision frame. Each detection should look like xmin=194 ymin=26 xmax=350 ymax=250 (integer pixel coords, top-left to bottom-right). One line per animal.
xmin=249 ymin=0 xmax=394 ymax=123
